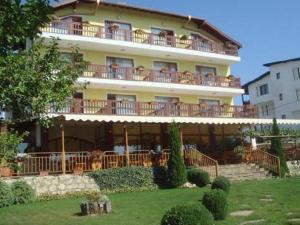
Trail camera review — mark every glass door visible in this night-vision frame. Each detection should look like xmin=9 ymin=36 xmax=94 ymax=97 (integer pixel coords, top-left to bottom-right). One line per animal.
xmin=106 ymin=57 xmax=134 ymax=79
xmin=155 ymin=96 xmax=180 ymax=116
xmin=105 ymin=21 xmax=132 ymax=41
xmin=153 ymin=61 xmax=177 ymax=83
xmin=151 ymin=28 xmax=174 ymax=46
xmin=108 ymin=94 xmax=136 ymax=115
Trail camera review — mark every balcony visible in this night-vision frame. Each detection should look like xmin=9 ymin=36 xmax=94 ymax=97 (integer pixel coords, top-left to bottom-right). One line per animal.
xmin=41 ymin=21 xmax=240 ymax=64
xmin=50 ymin=99 xmax=258 ymax=119
xmin=83 ymin=64 xmax=241 ymax=88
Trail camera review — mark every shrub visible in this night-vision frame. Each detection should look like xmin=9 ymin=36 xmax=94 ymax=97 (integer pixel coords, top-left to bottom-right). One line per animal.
xmin=11 ymin=181 xmax=36 ymax=204
xmin=89 ymin=166 xmax=166 ymax=193
xmin=187 ymin=168 xmax=210 ymax=187
xmin=167 ymin=122 xmax=187 ymax=188
xmin=0 ymin=181 xmax=13 ymax=208
xmin=161 ymin=204 xmax=213 ymax=225
xmin=270 ymin=118 xmax=289 ymax=176
xmin=202 ymin=189 xmax=228 ymax=220
xmin=211 ymin=176 xmax=230 ymax=194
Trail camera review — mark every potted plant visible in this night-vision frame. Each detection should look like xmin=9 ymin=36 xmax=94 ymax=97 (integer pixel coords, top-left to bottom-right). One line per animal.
xmin=159 ymin=30 xmax=168 ymax=37
xmin=0 ymin=131 xmax=24 ymax=177
xmin=80 ymin=192 xmax=112 ymax=216
xmin=108 ymin=23 xmax=119 ymax=31
xmin=134 ymin=29 xmax=146 ymax=35
xmin=160 ymin=67 xmax=168 ymax=73
xmin=136 ymin=65 xmax=145 ymax=72
xmin=110 ymin=63 xmax=119 ymax=69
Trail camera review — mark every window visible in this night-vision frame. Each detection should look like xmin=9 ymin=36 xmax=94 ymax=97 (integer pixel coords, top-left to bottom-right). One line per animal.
xmin=191 ymin=33 xmax=212 ymax=51
xmin=155 ymin=96 xmax=180 ymax=116
xmin=279 ymin=93 xmax=283 ymax=101
xmin=105 ymin=21 xmax=132 ymax=41
xmin=153 ymin=61 xmax=177 ymax=72
xmin=276 ymin=72 xmax=280 ymax=79
xmin=199 ymin=99 xmax=220 ymax=106
xmin=296 ymin=89 xmax=300 ymax=101
xmin=293 ymin=67 xmax=300 ymax=80
xmin=195 ymin=66 xmax=217 ymax=76
xmin=261 ymin=105 xmax=269 ymax=116
xmin=258 ymin=84 xmax=269 ymax=96
xmin=282 ymin=115 xmax=286 ymax=119
xmin=108 ymin=94 xmax=136 ymax=115
xmin=150 ymin=28 xmax=174 ymax=46
xmin=106 ymin=57 xmax=134 ymax=79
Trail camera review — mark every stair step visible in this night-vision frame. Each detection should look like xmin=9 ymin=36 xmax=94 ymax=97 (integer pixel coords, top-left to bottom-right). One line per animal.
xmin=218 ymin=163 xmax=271 ymax=181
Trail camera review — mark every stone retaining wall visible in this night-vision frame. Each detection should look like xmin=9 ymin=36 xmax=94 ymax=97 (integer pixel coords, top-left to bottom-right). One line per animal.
xmin=2 ymin=175 xmax=100 ymax=196
xmin=287 ymin=160 xmax=300 ymax=176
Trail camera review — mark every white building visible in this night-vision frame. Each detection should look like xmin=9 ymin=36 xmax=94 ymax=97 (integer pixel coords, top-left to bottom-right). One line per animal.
xmin=243 ymin=58 xmax=300 ymax=119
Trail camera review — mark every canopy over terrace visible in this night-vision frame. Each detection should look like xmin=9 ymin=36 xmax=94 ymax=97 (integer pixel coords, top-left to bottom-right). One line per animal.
xmin=48 ymin=113 xmax=300 ymax=125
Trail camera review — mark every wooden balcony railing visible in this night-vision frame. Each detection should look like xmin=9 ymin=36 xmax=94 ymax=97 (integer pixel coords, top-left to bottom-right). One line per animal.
xmin=83 ymin=64 xmax=241 ymax=88
xmin=184 ymin=149 xmax=218 ymax=178
xmin=41 ymin=21 xmax=239 ymax=56
xmin=246 ymin=148 xmax=281 ymax=176
xmin=49 ymin=99 xmax=258 ymax=118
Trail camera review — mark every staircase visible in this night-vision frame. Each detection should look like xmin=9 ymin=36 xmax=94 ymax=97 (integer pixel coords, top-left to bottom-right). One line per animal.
xmin=218 ymin=163 xmax=273 ymax=181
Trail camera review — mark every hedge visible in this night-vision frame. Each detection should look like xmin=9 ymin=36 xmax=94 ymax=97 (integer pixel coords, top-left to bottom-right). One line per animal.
xmin=0 ymin=181 xmax=14 ymax=208
xmin=187 ymin=168 xmax=210 ymax=187
xmin=11 ymin=181 xmax=36 ymax=204
xmin=202 ymin=189 xmax=228 ymax=220
xmin=211 ymin=176 xmax=230 ymax=194
xmin=161 ymin=204 xmax=214 ymax=225
xmin=88 ymin=166 xmax=167 ymax=193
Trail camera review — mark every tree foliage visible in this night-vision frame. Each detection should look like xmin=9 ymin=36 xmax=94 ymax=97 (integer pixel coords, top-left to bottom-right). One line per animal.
xmin=0 ymin=40 xmax=87 ymax=126
xmin=0 ymin=0 xmax=88 ymax=126
xmin=167 ymin=122 xmax=187 ymax=188
xmin=0 ymin=0 xmax=53 ymax=55
xmin=270 ymin=118 xmax=289 ymax=176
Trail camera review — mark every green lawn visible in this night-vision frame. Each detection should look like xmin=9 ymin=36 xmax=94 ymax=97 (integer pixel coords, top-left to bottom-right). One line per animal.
xmin=0 ymin=177 xmax=300 ymax=225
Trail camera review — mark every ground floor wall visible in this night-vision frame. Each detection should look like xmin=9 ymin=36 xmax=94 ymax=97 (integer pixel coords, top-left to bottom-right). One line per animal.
xmin=39 ymin=122 xmax=245 ymax=163
xmin=3 ymin=175 xmax=99 ymax=197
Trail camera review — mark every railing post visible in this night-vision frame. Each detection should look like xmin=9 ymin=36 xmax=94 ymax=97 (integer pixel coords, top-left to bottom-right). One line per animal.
xmin=124 ymin=123 xmax=130 ymax=166
xmin=277 ymin=157 xmax=281 ymax=177
xmin=215 ymin=162 xmax=219 ymax=177
xmin=60 ymin=120 xmax=66 ymax=175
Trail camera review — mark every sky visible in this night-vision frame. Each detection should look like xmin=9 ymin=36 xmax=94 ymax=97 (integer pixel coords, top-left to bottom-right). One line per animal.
xmin=103 ymin=0 xmax=300 ymax=85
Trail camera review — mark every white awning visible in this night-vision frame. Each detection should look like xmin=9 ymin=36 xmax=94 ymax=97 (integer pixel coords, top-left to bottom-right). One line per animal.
xmin=48 ymin=114 xmax=300 ymax=125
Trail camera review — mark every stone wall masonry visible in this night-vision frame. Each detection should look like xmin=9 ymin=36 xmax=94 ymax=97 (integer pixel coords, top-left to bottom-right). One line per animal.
xmin=287 ymin=160 xmax=300 ymax=176
xmin=2 ymin=175 xmax=100 ymax=196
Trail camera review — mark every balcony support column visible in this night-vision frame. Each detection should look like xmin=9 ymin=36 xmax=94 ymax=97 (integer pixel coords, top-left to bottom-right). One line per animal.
xmin=60 ymin=118 xmax=66 ymax=175
xmin=179 ymin=125 xmax=184 ymax=155
xmin=124 ymin=123 xmax=130 ymax=166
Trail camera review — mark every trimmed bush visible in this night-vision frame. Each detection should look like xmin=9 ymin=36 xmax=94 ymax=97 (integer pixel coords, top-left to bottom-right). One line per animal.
xmin=202 ymin=189 xmax=228 ymax=220
xmin=89 ymin=166 xmax=166 ymax=193
xmin=187 ymin=168 xmax=210 ymax=187
xmin=11 ymin=181 xmax=36 ymax=204
xmin=167 ymin=122 xmax=187 ymax=188
xmin=161 ymin=204 xmax=214 ymax=225
xmin=0 ymin=181 xmax=13 ymax=208
xmin=211 ymin=176 xmax=230 ymax=194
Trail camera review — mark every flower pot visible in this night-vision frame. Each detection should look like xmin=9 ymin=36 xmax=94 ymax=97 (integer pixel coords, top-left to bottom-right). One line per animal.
xmin=0 ymin=167 xmax=12 ymax=177
xmin=39 ymin=171 xmax=49 ymax=176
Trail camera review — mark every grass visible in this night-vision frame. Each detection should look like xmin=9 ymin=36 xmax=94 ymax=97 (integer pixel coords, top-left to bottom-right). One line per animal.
xmin=0 ymin=177 xmax=300 ymax=225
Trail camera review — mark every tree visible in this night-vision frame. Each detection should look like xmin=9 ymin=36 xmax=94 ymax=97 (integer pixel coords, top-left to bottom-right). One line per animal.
xmin=167 ymin=122 xmax=187 ymax=188
xmin=0 ymin=0 xmax=87 ymax=127
xmin=0 ymin=0 xmax=53 ymax=55
xmin=270 ymin=118 xmax=289 ymax=176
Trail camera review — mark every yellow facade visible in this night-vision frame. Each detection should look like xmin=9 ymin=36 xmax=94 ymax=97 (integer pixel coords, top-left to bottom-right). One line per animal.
xmin=55 ymin=3 xmax=235 ymax=105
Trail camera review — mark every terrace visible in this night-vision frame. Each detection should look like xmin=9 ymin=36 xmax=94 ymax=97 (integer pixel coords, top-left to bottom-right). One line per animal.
xmin=41 ymin=21 xmax=239 ymax=61
xmin=83 ymin=64 xmax=241 ymax=88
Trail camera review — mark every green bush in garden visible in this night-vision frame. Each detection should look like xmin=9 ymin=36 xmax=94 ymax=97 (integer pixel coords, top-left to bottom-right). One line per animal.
xmin=161 ymin=204 xmax=214 ymax=225
xmin=187 ymin=168 xmax=210 ymax=187
xmin=202 ymin=189 xmax=228 ymax=220
xmin=89 ymin=166 xmax=166 ymax=193
xmin=0 ymin=180 xmax=14 ymax=208
xmin=211 ymin=176 xmax=230 ymax=194
xmin=167 ymin=122 xmax=187 ymax=188
xmin=270 ymin=118 xmax=289 ymax=176
xmin=11 ymin=181 xmax=36 ymax=204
